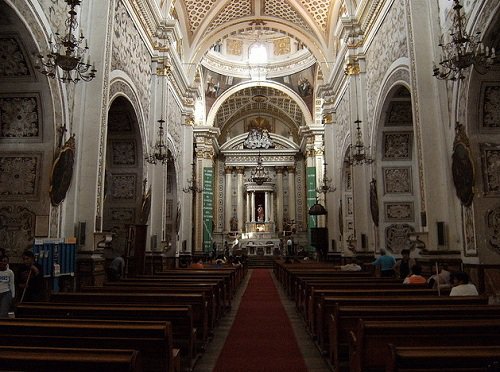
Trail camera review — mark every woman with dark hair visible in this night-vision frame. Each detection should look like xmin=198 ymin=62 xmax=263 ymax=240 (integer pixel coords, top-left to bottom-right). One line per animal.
xmin=17 ymin=250 xmax=44 ymax=302
xmin=393 ymin=249 xmax=416 ymax=280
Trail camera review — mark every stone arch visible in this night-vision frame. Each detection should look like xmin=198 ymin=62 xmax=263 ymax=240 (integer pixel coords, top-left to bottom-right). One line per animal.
xmin=0 ymin=0 xmax=60 ymax=257
xmin=206 ymin=80 xmax=314 ymax=129
xmin=103 ymin=95 xmax=146 ymax=255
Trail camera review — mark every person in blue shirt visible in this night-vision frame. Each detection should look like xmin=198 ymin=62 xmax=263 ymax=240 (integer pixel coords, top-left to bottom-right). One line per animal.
xmin=371 ymin=249 xmax=396 ymax=277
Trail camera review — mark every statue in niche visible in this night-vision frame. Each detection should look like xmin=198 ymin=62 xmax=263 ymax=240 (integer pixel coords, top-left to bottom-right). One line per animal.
xmin=257 ymin=205 xmax=265 ymax=222
xmin=230 ymin=216 xmax=238 ymax=232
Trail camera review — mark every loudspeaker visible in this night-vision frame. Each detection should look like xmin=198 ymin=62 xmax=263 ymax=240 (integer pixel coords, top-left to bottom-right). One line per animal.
xmin=332 ymin=239 xmax=337 ymax=252
xmin=361 ymin=234 xmax=368 ymax=249
xmin=437 ymin=221 xmax=446 ymax=246
xmin=311 ymin=228 xmax=328 ymax=248
xmin=150 ymin=234 xmax=158 ymax=251
xmin=421 ymin=212 xmax=427 ymax=227
xmin=78 ymin=222 xmax=86 ymax=246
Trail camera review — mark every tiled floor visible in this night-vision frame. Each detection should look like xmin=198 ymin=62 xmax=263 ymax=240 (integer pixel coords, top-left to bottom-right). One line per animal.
xmin=193 ymin=269 xmax=331 ymax=371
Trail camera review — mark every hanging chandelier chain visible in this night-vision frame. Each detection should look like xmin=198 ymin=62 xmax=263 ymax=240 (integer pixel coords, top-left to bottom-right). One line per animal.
xmin=346 ymin=75 xmax=373 ymax=166
xmin=146 ymin=3 xmax=171 ymax=166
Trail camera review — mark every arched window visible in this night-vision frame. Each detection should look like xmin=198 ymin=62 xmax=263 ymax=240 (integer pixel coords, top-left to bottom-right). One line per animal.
xmin=249 ymin=43 xmax=268 ymax=64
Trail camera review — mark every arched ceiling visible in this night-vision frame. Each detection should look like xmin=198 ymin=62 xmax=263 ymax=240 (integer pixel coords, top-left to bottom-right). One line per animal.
xmin=172 ymin=0 xmax=348 ymax=70
xmin=215 ymin=86 xmax=304 ymax=129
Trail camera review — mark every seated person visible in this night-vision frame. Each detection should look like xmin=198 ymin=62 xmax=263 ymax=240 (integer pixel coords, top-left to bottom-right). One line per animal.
xmin=107 ymin=255 xmax=125 ymax=281
xmin=449 ymin=271 xmax=478 ymax=296
xmin=340 ymin=260 xmax=362 ymax=271
xmin=403 ymin=264 xmax=427 ymax=284
xmin=427 ymin=263 xmax=451 ymax=289
xmin=190 ymin=259 xmax=204 ymax=269
xmin=393 ymin=249 xmax=416 ymax=280
xmin=371 ymin=249 xmax=396 ymax=277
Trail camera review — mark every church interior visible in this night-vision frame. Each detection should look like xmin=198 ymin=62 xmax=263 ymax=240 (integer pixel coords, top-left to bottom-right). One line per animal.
xmin=1 ymin=0 xmax=500 ymax=370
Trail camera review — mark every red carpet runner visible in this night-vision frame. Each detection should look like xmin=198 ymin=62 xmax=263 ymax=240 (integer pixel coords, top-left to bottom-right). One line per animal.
xmin=213 ymin=269 xmax=308 ymax=372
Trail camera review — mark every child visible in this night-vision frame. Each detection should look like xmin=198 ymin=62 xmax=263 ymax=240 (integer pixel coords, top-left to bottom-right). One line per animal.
xmin=0 ymin=256 xmax=15 ymax=317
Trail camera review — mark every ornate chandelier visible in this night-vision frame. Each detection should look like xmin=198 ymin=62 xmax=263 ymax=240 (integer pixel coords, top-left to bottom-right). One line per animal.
xmin=345 ymin=119 xmax=373 ymax=166
xmin=316 ymin=162 xmax=335 ymax=194
xmin=433 ymin=0 xmax=495 ymax=81
xmin=183 ymin=163 xmax=204 ymax=194
xmin=251 ymin=152 xmax=270 ymax=185
xmin=35 ymin=0 xmax=96 ymax=83
xmin=145 ymin=118 xmax=169 ymax=165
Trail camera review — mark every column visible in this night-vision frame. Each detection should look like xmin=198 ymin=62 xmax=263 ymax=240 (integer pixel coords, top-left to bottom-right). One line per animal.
xmin=265 ymin=192 xmax=270 ymax=222
xmin=246 ymin=192 xmax=251 ymax=224
xmin=288 ymin=166 xmax=296 ymax=222
xmin=270 ymin=192 xmax=274 ymax=224
xmin=236 ymin=167 xmax=244 ymax=231
xmin=251 ymin=192 xmax=256 ymax=222
xmin=224 ymin=166 xmax=232 ymax=231
xmin=276 ymin=167 xmax=284 ymax=231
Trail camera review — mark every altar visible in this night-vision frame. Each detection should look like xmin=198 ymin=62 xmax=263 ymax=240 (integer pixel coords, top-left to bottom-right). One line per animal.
xmin=240 ymin=238 xmax=281 ymax=256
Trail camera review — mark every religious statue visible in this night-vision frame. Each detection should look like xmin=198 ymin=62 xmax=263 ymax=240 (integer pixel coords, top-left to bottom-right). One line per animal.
xmin=230 ymin=216 xmax=238 ymax=231
xmin=257 ymin=205 xmax=264 ymax=222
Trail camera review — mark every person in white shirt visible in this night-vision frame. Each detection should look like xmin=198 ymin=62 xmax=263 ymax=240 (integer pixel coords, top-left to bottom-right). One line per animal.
xmin=449 ymin=271 xmax=479 ymax=296
xmin=0 ymin=256 xmax=15 ymax=317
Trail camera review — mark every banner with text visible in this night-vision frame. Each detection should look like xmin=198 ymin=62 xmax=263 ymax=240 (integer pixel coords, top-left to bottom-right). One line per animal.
xmin=306 ymin=167 xmax=317 ymax=244
xmin=203 ymin=167 xmax=214 ymax=252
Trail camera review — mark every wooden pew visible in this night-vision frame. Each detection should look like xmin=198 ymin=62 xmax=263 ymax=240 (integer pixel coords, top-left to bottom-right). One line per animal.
xmin=0 ymin=346 xmax=143 ymax=372
xmin=50 ymin=292 xmax=210 ymax=349
xmin=329 ymin=304 xmax=500 ymax=372
xmin=349 ymin=318 xmax=500 ymax=372
xmin=130 ymin=275 xmax=232 ymax=309
xmin=312 ymin=288 xmax=445 ymax=346
xmin=386 ymin=344 xmax=500 ymax=372
xmin=297 ymin=277 xmax=401 ymax=312
xmin=108 ymin=279 xmax=225 ymax=319
xmin=16 ymin=303 xmax=195 ymax=371
xmin=306 ymin=284 xmax=431 ymax=328
xmin=147 ymin=270 xmax=236 ymax=300
xmin=316 ymin=295 xmax=489 ymax=356
xmin=85 ymin=283 xmax=220 ymax=330
xmin=0 ymin=318 xmax=177 ymax=372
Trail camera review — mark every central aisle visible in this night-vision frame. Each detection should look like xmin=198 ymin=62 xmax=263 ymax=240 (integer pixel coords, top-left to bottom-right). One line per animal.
xmin=213 ymin=269 xmax=308 ymax=372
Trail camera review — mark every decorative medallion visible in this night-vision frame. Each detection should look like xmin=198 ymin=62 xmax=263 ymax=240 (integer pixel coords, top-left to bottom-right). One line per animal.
xmin=49 ymin=136 xmax=75 ymax=206
xmin=370 ymin=178 xmax=379 ymax=226
xmin=451 ymin=124 xmax=474 ymax=207
xmin=385 ymin=223 xmax=415 ymax=254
